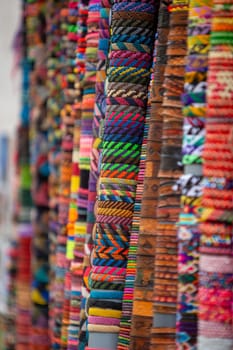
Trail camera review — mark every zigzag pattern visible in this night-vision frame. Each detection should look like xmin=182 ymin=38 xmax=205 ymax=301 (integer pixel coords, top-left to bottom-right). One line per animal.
xmin=95 ymin=245 xmax=129 ymax=256
xmin=96 ymin=233 xmax=129 ymax=249
xmin=93 ymin=251 xmax=128 ymax=261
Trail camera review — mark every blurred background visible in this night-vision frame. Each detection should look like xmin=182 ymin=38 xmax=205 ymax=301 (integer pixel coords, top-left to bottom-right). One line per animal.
xmin=0 ymin=1 xmax=20 ymax=136
xmin=0 ymin=1 xmax=21 ymax=345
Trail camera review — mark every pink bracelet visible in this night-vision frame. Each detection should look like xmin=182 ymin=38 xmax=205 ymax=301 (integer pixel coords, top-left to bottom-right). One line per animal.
xmin=88 ymin=315 xmax=120 ymax=326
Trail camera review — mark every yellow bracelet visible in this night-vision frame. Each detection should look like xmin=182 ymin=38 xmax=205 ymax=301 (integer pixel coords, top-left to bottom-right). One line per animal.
xmin=89 ymin=307 xmax=122 ymax=319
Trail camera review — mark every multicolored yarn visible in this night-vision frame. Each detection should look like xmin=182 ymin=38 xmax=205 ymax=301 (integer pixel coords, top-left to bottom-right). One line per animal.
xmin=56 ymin=2 xmax=81 ymax=348
xmin=66 ymin=1 xmax=89 ymax=349
xmin=117 ymin=7 xmax=160 ymax=350
xmin=176 ymin=0 xmax=212 ymax=348
xmin=46 ymin=5 xmax=65 ymax=328
xmin=197 ymin=0 xmax=233 ymax=348
xmin=46 ymin=1 xmax=69 ymax=348
xmin=83 ymin=2 xmax=112 ymax=346
xmin=86 ymin=0 xmax=112 ymax=259
xmin=87 ymin=1 xmax=157 ymax=349
xmin=48 ymin=1 xmax=82 ymax=348
xmin=71 ymin=1 xmax=101 ymax=348
xmin=152 ymin=0 xmax=188 ymax=348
